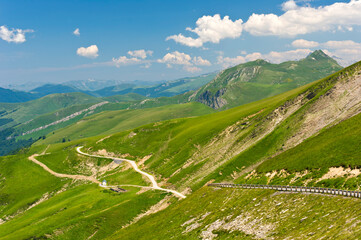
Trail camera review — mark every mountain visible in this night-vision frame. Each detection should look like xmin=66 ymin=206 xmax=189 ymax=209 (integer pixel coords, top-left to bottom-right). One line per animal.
xmin=93 ymin=72 xmax=217 ymax=97
xmin=190 ymin=50 xmax=342 ymax=109
xmin=63 ymin=79 xmax=158 ymax=91
xmin=30 ymin=84 xmax=81 ymax=96
xmin=0 ymin=87 xmax=38 ymax=103
xmin=0 ymin=92 xmax=102 ymax=129
xmin=0 ymin=60 xmax=360 ymax=239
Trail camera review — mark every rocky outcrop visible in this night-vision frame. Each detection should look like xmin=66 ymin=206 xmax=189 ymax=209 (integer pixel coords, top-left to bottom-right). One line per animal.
xmin=196 ymin=88 xmax=227 ymax=109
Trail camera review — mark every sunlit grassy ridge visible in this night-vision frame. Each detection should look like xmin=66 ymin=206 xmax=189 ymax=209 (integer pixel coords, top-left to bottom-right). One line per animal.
xmin=39 ymin=102 xmax=215 ymax=144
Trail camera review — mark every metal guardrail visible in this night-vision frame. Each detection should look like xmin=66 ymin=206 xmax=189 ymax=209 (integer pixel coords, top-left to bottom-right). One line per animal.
xmin=208 ymin=183 xmax=361 ymax=198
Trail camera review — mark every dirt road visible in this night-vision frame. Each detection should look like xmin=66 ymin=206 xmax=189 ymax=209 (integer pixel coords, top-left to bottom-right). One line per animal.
xmin=76 ymin=146 xmax=186 ymax=199
xmin=28 ymin=154 xmax=100 ymax=184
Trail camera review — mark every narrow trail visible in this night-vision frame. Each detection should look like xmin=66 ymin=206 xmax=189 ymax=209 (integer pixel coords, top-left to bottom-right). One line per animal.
xmin=76 ymin=146 xmax=186 ymax=199
xmin=28 ymin=154 xmax=100 ymax=184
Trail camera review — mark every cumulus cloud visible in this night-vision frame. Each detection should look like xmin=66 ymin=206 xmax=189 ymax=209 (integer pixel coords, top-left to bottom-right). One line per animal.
xmin=76 ymin=45 xmax=99 ymax=58
xmin=322 ymin=40 xmax=361 ymax=66
xmin=166 ymin=14 xmax=243 ymax=47
xmin=193 ymin=56 xmax=211 ymax=66
xmin=157 ymin=51 xmax=211 ymax=72
xmin=183 ymin=65 xmax=202 ymax=73
xmin=281 ymin=0 xmax=299 ymax=11
xmin=111 ymin=49 xmax=153 ymax=68
xmin=217 ymin=49 xmax=312 ymax=68
xmin=289 ymin=39 xmax=361 ymax=66
xmin=73 ymin=28 xmax=80 ymax=36
xmin=157 ymin=51 xmax=192 ymax=65
xmin=323 ymin=40 xmax=361 ymax=49
xmin=112 ymin=56 xmax=141 ymax=67
xmin=292 ymin=39 xmax=319 ymax=48
xmin=0 ymin=25 xmax=33 ymax=43
xmin=127 ymin=49 xmax=153 ymax=59
xmin=244 ymin=0 xmax=361 ymax=37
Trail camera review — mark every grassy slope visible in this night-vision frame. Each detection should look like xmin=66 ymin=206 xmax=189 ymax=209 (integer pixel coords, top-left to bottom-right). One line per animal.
xmin=39 ymin=102 xmax=215 ymax=144
xmin=0 ymin=92 xmax=101 ymax=129
xmin=89 ymin=79 xmax=320 ymax=190
xmin=258 ymin=112 xmax=361 ymax=172
xmin=102 ymin=93 xmax=147 ymax=102
xmin=0 ymin=140 xmax=166 ymax=240
xmin=0 ymin=149 xmax=67 ymax=221
xmin=110 ymin=187 xmax=361 ymax=239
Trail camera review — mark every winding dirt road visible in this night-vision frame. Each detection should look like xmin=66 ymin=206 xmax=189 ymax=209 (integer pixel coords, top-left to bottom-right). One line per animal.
xmin=28 ymin=154 xmax=100 ymax=184
xmin=76 ymin=146 xmax=186 ymax=199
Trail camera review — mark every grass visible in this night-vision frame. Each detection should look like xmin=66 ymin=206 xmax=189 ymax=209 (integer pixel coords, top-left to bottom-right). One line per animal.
xmin=0 ymin=153 xmax=67 ymax=220
xmin=257 ymin=112 xmax=361 ymax=172
xmin=0 ymin=185 xmax=166 ymax=240
xmin=38 ymin=102 xmax=215 ymax=144
xmin=0 ymin=92 xmax=101 ymax=126
xmin=109 ymin=186 xmax=361 ymax=239
xmin=89 ymin=78 xmax=319 ymax=190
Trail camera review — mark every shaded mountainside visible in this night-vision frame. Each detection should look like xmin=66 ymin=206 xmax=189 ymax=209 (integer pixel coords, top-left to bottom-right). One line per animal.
xmin=30 ymin=84 xmax=81 ymax=97
xmin=0 ymin=61 xmax=361 ymax=239
xmin=0 ymin=87 xmax=38 ymax=103
xmin=191 ymin=50 xmax=342 ymax=109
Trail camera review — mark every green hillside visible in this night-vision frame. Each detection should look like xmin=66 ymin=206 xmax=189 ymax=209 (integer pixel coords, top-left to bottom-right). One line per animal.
xmin=0 ymin=92 xmax=102 ymax=129
xmin=38 ymin=102 xmax=215 ymax=144
xmin=191 ymin=50 xmax=342 ymax=109
xmin=0 ymin=61 xmax=360 ymax=239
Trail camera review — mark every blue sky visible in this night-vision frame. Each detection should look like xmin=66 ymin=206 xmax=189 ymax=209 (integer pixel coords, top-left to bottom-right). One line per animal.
xmin=1 ymin=0 xmax=360 ymax=87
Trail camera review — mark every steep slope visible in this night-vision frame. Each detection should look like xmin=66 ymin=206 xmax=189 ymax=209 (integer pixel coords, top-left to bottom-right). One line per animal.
xmin=190 ymin=50 xmax=342 ymax=109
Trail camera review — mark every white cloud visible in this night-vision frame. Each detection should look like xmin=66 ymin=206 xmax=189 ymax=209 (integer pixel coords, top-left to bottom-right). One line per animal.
xmin=157 ymin=51 xmax=211 ymax=72
xmin=244 ymin=0 xmax=361 ymax=37
xmin=166 ymin=14 xmax=243 ymax=47
xmin=183 ymin=65 xmax=202 ymax=73
xmin=157 ymin=51 xmax=192 ymax=65
xmin=73 ymin=28 xmax=80 ymax=36
xmin=321 ymin=40 xmax=361 ymax=66
xmin=289 ymin=39 xmax=361 ymax=66
xmin=323 ymin=40 xmax=361 ymax=49
xmin=127 ymin=49 xmax=153 ymax=59
xmin=292 ymin=39 xmax=319 ymax=48
xmin=217 ymin=55 xmax=247 ymax=68
xmin=265 ymin=49 xmax=312 ymax=63
xmin=76 ymin=45 xmax=99 ymax=59
xmin=193 ymin=56 xmax=211 ymax=66
xmin=217 ymin=49 xmax=312 ymax=68
xmin=282 ymin=0 xmax=299 ymax=11
xmin=0 ymin=25 xmax=33 ymax=43
xmin=166 ymin=34 xmax=203 ymax=47
xmin=112 ymin=56 xmax=141 ymax=67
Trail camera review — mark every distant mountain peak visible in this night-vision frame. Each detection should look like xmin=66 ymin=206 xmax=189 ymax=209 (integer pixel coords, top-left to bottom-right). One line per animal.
xmin=306 ymin=50 xmax=332 ymax=61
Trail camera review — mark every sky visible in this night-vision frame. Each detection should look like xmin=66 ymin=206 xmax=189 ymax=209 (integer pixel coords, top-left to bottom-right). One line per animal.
xmin=1 ymin=0 xmax=361 ymax=88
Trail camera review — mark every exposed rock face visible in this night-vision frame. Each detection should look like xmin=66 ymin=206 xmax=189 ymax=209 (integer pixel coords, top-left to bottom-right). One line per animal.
xmin=197 ymin=88 xmax=228 ymax=109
